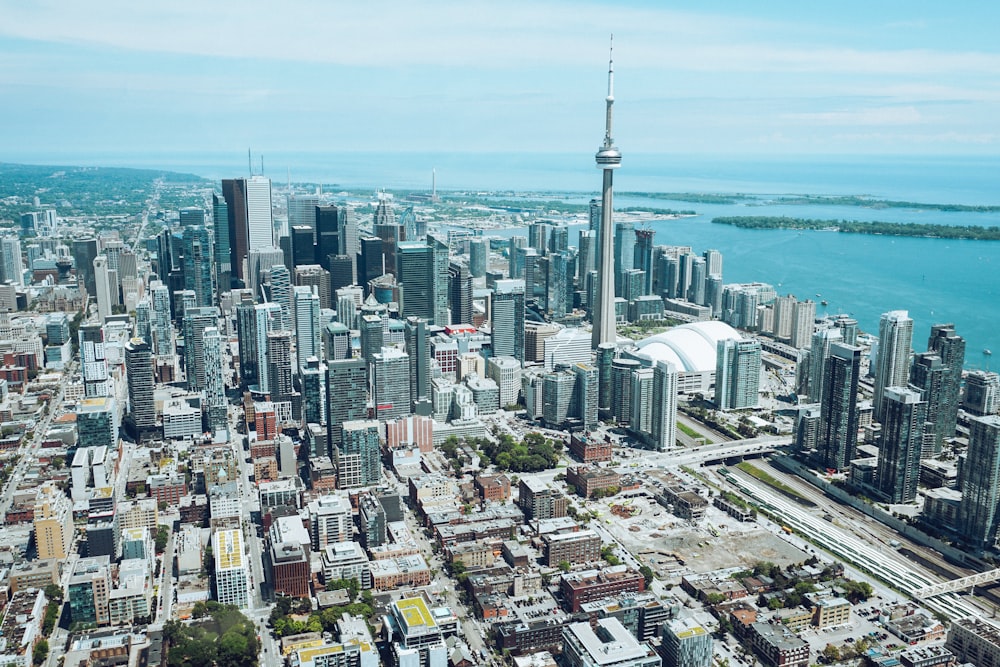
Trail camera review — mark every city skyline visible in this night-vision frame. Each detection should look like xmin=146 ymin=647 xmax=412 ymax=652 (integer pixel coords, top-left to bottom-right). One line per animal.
xmin=3 ymin=2 xmax=1000 ymax=161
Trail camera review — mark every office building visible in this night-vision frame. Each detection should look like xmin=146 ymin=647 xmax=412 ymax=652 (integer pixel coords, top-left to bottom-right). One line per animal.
xmin=563 ymin=618 xmax=661 ymax=667
xmin=372 ymin=347 xmax=412 ymax=421
xmin=715 ymin=339 xmax=761 ymax=410
xmin=469 ymin=238 xmax=487 ymax=278
xmin=958 ymin=415 xmax=1000 ymax=551
xmin=222 ymin=176 xmax=273 ymax=282
xmin=448 ymin=260 xmax=473 ymax=324
xmin=818 ymin=343 xmax=862 ymax=471
xmin=492 ymin=279 xmax=525 ymax=364
xmin=212 ymin=193 xmax=232 ymax=293
xmin=873 ymin=310 xmax=914 ymax=420
xmin=877 ymin=387 xmax=926 ymax=504
xmin=213 ymin=529 xmax=249 ymax=608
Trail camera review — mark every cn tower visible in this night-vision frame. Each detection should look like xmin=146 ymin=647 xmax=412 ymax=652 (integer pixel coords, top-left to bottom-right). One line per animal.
xmin=592 ymin=37 xmax=621 ymax=349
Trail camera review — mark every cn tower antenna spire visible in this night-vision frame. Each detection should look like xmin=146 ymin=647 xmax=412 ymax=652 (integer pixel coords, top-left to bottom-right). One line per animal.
xmin=605 ymin=35 xmax=615 ymax=147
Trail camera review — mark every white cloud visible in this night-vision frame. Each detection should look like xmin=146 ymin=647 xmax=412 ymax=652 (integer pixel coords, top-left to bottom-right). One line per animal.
xmin=783 ymin=106 xmax=923 ymax=126
xmin=3 ymin=1 xmax=1000 ymax=78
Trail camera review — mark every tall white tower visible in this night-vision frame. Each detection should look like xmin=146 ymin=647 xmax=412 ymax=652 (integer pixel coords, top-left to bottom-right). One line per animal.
xmin=592 ymin=38 xmax=622 ymax=349
xmin=93 ymin=255 xmax=113 ymax=323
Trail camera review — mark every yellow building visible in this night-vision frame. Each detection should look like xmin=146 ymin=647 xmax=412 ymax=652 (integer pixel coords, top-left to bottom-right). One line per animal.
xmin=33 ymin=482 xmax=74 ymax=560
xmin=812 ymin=597 xmax=851 ymax=628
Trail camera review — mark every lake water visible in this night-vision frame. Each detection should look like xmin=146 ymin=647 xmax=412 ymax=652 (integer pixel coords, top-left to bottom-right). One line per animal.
xmin=17 ymin=149 xmax=1000 ymax=367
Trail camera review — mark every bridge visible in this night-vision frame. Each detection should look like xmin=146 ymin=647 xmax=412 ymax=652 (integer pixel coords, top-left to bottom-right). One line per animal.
xmin=914 ymin=568 xmax=1000 ymax=599
xmin=642 ymin=435 xmax=790 ymax=468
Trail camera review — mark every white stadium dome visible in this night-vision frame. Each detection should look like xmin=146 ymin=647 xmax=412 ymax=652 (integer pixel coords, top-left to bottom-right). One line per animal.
xmin=631 ymin=321 xmax=744 ymax=373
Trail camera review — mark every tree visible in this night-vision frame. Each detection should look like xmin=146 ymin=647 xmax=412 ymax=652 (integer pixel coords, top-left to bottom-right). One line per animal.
xmin=33 ymin=639 xmax=48 ymax=666
xmin=822 ymin=644 xmax=841 ymax=662
xmin=558 ymin=560 xmax=572 ymax=573
xmin=156 ymin=525 xmax=170 ymax=553
xmin=44 ymin=584 xmax=63 ymax=602
xmin=639 ymin=565 xmax=655 ymax=586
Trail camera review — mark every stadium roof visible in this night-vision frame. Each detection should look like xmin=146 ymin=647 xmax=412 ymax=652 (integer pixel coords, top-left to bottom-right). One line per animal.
xmin=632 ymin=321 xmax=743 ymax=373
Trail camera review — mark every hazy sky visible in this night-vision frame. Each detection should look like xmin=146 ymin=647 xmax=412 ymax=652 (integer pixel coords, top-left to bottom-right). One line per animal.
xmin=3 ymin=1 xmax=1000 ymax=160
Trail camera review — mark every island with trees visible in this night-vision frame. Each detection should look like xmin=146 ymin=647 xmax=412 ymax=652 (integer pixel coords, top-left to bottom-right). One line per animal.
xmin=712 ymin=215 xmax=1000 ymax=241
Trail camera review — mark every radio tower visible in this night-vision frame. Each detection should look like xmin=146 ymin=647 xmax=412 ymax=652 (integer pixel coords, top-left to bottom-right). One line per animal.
xmin=592 ymin=36 xmax=622 ymax=349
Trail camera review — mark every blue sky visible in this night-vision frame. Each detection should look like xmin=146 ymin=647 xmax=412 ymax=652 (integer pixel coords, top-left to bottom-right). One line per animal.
xmin=2 ymin=1 xmax=1000 ymax=162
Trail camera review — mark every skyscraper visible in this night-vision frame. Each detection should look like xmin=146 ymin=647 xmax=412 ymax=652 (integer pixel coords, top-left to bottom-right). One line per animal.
xmin=72 ymin=238 xmax=99 ymax=297
xmin=267 ymin=263 xmax=292 ymax=330
xmin=294 ymin=285 xmax=321 ymax=367
xmin=805 ymin=328 xmax=843 ymax=402
xmin=958 ymin=415 xmax=1000 ymax=552
xmin=790 ymin=299 xmax=816 ymax=350
xmin=222 ymin=176 xmax=272 ymax=283
xmin=715 ymin=339 xmax=761 ymax=411
xmin=339 ymin=420 xmax=382 ymax=488
xmin=396 ymin=241 xmax=433 ymax=321
xmin=212 ymin=193 xmax=231 ymax=294
xmin=404 ymin=317 xmax=431 ymax=407
xmin=183 ymin=307 xmax=218 ymax=392
xmin=287 ymin=194 xmax=319 ymax=236
xmin=927 ymin=323 xmax=965 ymax=446
xmin=651 ymin=360 xmax=678 ymax=451
xmin=327 ymin=358 xmax=368 ymax=455
xmin=372 ymin=347 xmax=411 ymax=421
xmin=492 ymin=279 xmax=525 ymax=365
xmin=448 ymin=261 xmax=473 ymax=325
xmin=357 ymin=236 xmax=384 ymax=293
xmin=876 ymin=386 xmax=926 ymax=504
xmin=79 ymin=323 xmax=110 ymax=398
xmin=873 ymin=310 xmax=914 ymax=421
xmin=182 ymin=225 xmax=215 ymax=307
xmin=290 ymin=225 xmax=315 ymax=266
xmin=909 ymin=352 xmax=946 ymax=457
xmin=469 ymin=238 xmax=487 ymax=278
xmin=818 ymin=343 xmax=862 ymax=470
xmin=0 ymin=236 xmax=24 ymax=287
xmin=591 ymin=43 xmax=622 ymax=349
xmin=203 ymin=327 xmax=228 ymax=441
xmin=93 ymin=255 xmax=113 ymax=323
xmin=124 ymin=337 xmax=156 ymax=441
xmin=266 ymin=330 xmax=294 ymax=405
xmin=149 ymin=281 xmax=174 ymax=358
xmin=613 ymin=220 xmax=635 ymax=298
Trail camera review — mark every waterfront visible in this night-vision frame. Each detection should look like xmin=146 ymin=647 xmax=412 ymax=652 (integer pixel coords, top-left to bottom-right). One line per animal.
xmin=8 ymin=150 xmax=1000 ymax=363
